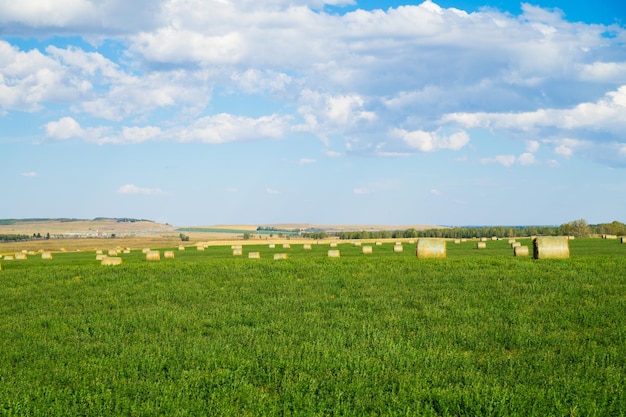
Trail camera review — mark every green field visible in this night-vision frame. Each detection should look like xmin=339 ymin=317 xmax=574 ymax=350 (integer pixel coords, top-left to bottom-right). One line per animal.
xmin=1 ymin=239 xmax=625 ymax=416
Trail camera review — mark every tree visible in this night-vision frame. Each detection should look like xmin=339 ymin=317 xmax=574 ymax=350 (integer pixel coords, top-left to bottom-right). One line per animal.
xmin=179 ymin=233 xmax=190 ymax=242
xmin=243 ymin=233 xmax=251 ymax=240
xmin=562 ymin=219 xmax=591 ymax=238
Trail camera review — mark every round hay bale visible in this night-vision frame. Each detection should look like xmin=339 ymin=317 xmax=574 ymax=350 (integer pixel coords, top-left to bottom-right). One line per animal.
xmin=269 ymin=243 xmax=275 ymax=249
xmin=508 ymin=239 xmax=516 ymax=244
xmin=274 ymin=253 xmax=288 ymax=260
xmin=96 ymin=250 xmax=103 ymax=255
xmin=101 ymin=257 xmax=122 ymax=266
xmin=327 ymin=250 xmax=340 ymax=258
xmin=395 ymin=242 xmax=402 ymax=246
xmin=232 ymin=249 xmax=243 ymax=256
xmin=178 ymin=245 xmax=185 ymax=251
xmin=196 ymin=246 xmax=205 ymax=251
xmin=491 ymin=236 xmax=498 ymax=241
xmin=231 ymin=245 xmax=242 ymax=250
xmin=514 ymin=245 xmax=529 ymax=257
xmin=354 ymin=241 xmax=362 ymax=246
xmin=604 ymin=234 xmax=617 ymax=240
xmin=4 ymin=256 xmax=14 ymax=261
xmin=375 ymin=241 xmax=382 ymax=246
xmin=303 ymin=244 xmax=312 ymax=250
xmin=146 ymin=251 xmax=160 ymax=261
xmin=362 ymin=246 xmax=373 ymax=254
xmin=511 ymin=242 xmax=521 ymax=248
xmin=533 ymin=236 xmax=569 ymax=259
xmin=476 ymin=242 xmax=487 ymax=249
xmin=164 ymin=251 xmax=175 ymax=259
xmin=248 ymin=252 xmax=261 ymax=259
xmin=416 ymin=238 xmax=446 ymax=259
xmin=282 ymin=243 xmax=291 ymax=249
xmin=41 ymin=252 xmax=53 ymax=260
xmin=480 ymin=237 xmax=487 ymax=242
xmin=14 ymin=253 xmax=27 ymax=260
xmin=621 ymin=237 xmax=626 ymax=244
xmin=142 ymin=248 xmax=151 ymax=254
xmin=454 ymin=239 xmax=461 ymax=244
xmin=568 ymin=236 xmax=575 ymax=240
xmin=96 ymin=254 xmax=107 ymax=261
xmin=393 ymin=245 xmax=403 ymax=253
xmin=461 ymin=238 xmax=467 ymax=243
xmin=330 ymin=242 xmax=337 ymax=248
xmin=108 ymin=250 xmax=118 ymax=256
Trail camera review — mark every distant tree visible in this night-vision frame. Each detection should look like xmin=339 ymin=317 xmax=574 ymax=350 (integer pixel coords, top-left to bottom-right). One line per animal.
xmin=243 ymin=233 xmax=251 ymax=240
xmin=179 ymin=233 xmax=190 ymax=242
xmin=561 ymin=219 xmax=591 ymax=238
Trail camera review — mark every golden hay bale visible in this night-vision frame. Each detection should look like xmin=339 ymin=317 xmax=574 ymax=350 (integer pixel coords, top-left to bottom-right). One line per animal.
xmin=178 ymin=245 xmax=185 ymax=251
xmin=196 ymin=246 xmax=205 ymax=251
xmin=395 ymin=242 xmax=402 ymax=246
xmin=567 ymin=236 xmax=575 ymax=240
xmin=480 ymin=237 xmax=487 ymax=242
xmin=533 ymin=236 xmax=569 ymax=259
xmin=269 ymin=244 xmax=275 ymax=249
xmin=362 ymin=246 xmax=373 ymax=254
xmin=416 ymin=238 xmax=446 ymax=259
xmin=327 ymin=250 xmax=340 ymax=258
xmin=146 ymin=251 xmax=160 ymax=261
xmin=142 ymin=248 xmax=151 ymax=254
xmin=41 ymin=252 xmax=53 ymax=260
xmin=461 ymin=238 xmax=467 ymax=243
xmin=354 ymin=241 xmax=362 ymax=246
xmin=101 ymin=257 xmax=122 ymax=266
xmin=303 ymin=244 xmax=312 ymax=250
xmin=511 ymin=242 xmax=521 ymax=248
xmin=330 ymin=242 xmax=337 ymax=248
xmin=514 ymin=245 xmax=529 ymax=257
xmin=14 ymin=253 xmax=27 ymax=260
xmin=28 ymin=251 xmax=36 ymax=255
xmin=231 ymin=245 xmax=242 ymax=250
xmin=232 ymin=249 xmax=243 ymax=256
xmin=123 ymin=250 xmax=130 ymax=254
xmin=248 ymin=252 xmax=261 ymax=259
xmin=60 ymin=248 xmax=67 ymax=252
xmin=96 ymin=254 xmax=107 ymax=261
xmin=108 ymin=250 xmax=118 ymax=256
xmin=408 ymin=240 xmax=415 ymax=244
xmin=621 ymin=237 xmax=626 ymax=244
xmin=375 ymin=241 xmax=382 ymax=246
xmin=4 ymin=256 xmax=14 ymax=261
xmin=282 ymin=243 xmax=291 ymax=249
xmin=476 ymin=242 xmax=487 ymax=249
xmin=604 ymin=234 xmax=617 ymax=240
xmin=393 ymin=245 xmax=403 ymax=253
xmin=454 ymin=239 xmax=461 ymax=244
xmin=96 ymin=250 xmax=103 ymax=255
xmin=164 ymin=251 xmax=175 ymax=259
xmin=491 ymin=237 xmax=498 ymax=241
xmin=274 ymin=253 xmax=288 ymax=260
xmin=508 ymin=239 xmax=516 ymax=244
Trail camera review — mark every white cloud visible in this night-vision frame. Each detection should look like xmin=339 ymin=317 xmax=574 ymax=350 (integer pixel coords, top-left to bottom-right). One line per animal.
xmin=298 ymin=158 xmax=316 ymax=164
xmin=481 ymin=154 xmax=517 ymax=167
xmin=525 ymin=140 xmax=540 ymax=153
xmin=353 ymin=187 xmax=370 ymax=195
xmin=518 ymin=152 xmax=536 ymax=166
xmin=390 ymin=128 xmax=469 ymax=152
xmin=45 ymin=117 xmax=83 ymax=140
xmin=117 ymin=184 xmax=163 ymax=195
xmin=430 ymin=188 xmax=442 ymax=196
xmin=266 ymin=188 xmax=281 ymax=194
xmin=21 ymin=171 xmax=38 ymax=177
xmin=546 ymin=138 xmax=591 ymax=158
xmin=176 ymin=113 xmax=290 ymax=144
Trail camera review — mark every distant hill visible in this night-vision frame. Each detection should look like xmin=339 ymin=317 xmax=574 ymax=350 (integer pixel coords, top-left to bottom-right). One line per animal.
xmin=0 ymin=218 xmax=174 ymax=237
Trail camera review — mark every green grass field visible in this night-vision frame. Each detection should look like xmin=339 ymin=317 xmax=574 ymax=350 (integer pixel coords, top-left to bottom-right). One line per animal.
xmin=1 ymin=239 xmax=625 ymax=416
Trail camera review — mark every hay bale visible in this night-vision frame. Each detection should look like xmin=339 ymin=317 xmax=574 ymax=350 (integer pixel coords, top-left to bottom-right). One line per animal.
xmin=196 ymin=246 xmax=205 ymax=251
xmin=101 ymin=257 xmax=122 ymax=266
xmin=476 ymin=242 xmax=487 ymax=249
xmin=274 ymin=253 xmax=288 ymax=260
xmin=375 ymin=241 xmax=382 ymax=246
xmin=568 ymin=236 xmax=575 ymax=240
xmin=533 ymin=236 xmax=569 ymax=259
xmin=480 ymin=237 xmax=487 ymax=242
xmin=461 ymin=238 xmax=467 ymax=243
xmin=362 ymin=246 xmax=373 ymax=254
xmin=178 ymin=245 xmax=185 ymax=251
xmin=416 ymin=238 xmax=446 ymax=259
xmin=327 ymin=250 xmax=340 ymax=258
xmin=108 ymin=250 xmax=118 ymax=256
xmin=330 ymin=242 xmax=337 ymax=248
xmin=303 ymin=244 xmax=312 ymax=250
xmin=269 ymin=243 xmax=275 ymax=249
xmin=14 ymin=253 xmax=27 ymax=260
xmin=491 ymin=236 xmax=498 ymax=241
xmin=123 ymin=250 xmax=130 ymax=254
xmin=232 ymin=249 xmax=243 ymax=256
xmin=454 ymin=239 xmax=461 ymax=244
xmin=395 ymin=241 xmax=402 ymax=246
xmin=604 ymin=234 xmax=617 ymax=240
xmin=393 ymin=245 xmax=403 ymax=253
xmin=508 ymin=239 xmax=516 ymax=244
xmin=408 ymin=240 xmax=415 ymax=244
xmin=231 ymin=245 xmax=242 ymax=250
xmin=146 ymin=251 xmax=160 ymax=261
xmin=164 ymin=251 xmax=175 ymax=259
xmin=282 ymin=243 xmax=291 ymax=249
xmin=96 ymin=254 xmax=107 ymax=261
xmin=621 ymin=237 xmax=626 ymax=244
xmin=96 ymin=250 xmax=103 ymax=255
xmin=4 ymin=255 xmax=14 ymax=261
xmin=514 ymin=245 xmax=529 ymax=257
xmin=142 ymin=248 xmax=151 ymax=254
xmin=354 ymin=241 xmax=362 ymax=246
xmin=248 ymin=252 xmax=261 ymax=259
xmin=41 ymin=252 xmax=53 ymax=260
xmin=511 ymin=242 xmax=521 ymax=248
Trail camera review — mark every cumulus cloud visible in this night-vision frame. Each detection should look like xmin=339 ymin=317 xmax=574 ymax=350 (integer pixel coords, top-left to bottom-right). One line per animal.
xmin=117 ymin=184 xmax=163 ymax=195
xmin=390 ymin=129 xmax=469 ymax=152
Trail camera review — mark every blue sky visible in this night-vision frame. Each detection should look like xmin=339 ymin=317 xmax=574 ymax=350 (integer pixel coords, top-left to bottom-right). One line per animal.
xmin=1 ymin=0 xmax=625 ymax=226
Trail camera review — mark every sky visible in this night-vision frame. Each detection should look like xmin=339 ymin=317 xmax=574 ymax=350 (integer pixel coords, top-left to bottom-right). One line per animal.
xmin=1 ymin=0 xmax=625 ymax=227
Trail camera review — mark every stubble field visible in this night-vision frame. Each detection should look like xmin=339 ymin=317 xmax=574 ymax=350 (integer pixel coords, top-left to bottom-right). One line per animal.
xmin=0 ymin=238 xmax=625 ymax=416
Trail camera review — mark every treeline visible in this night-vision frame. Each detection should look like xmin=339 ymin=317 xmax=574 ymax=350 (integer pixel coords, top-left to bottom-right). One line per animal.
xmin=318 ymin=220 xmax=626 ymax=240
xmin=0 ymin=234 xmax=32 ymax=242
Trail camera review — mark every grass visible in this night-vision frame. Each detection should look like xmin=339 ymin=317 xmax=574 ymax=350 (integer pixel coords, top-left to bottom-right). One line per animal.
xmin=0 ymin=239 xmax=625 ymax=415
